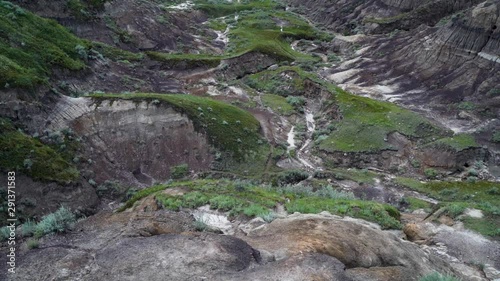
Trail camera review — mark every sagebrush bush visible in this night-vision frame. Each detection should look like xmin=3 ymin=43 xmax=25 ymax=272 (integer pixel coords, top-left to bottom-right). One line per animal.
xmin=26 ymin=238 xmax=39 ymax=249
xmin=277 ymin=170 xmax=309 ymax=185
xmin=170 ymin=164 xmax=189 ymax=179
xmin=315 ymin=185 xmax=355 ymax=200
xmin=21 ymin=219 xmax=36 ymax=237
xmin=193 ymin=217 xmax=208 ymax=232
xmin=243 ymin=204 xmax=270 ymax=217
xmin=34 ymin=206 xmax=76 ymax=238
xmin=444 ymin=204 xmax=466 ymax=218
xmin=0 ymin=226 xmax=10 ymax=241
xmin=419 ymin=272 xmax=460 ymax=281
xmin=259 ymin=211 xmax=276 ymax=223
xmin=424 ymin=168 xmax=438 ymax=179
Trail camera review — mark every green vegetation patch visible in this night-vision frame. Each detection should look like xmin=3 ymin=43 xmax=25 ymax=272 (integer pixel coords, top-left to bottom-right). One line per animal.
xmin=227 ymin=9 xmax=326 ymax=61
xmin=146 ymin=52 xmax=222 ymax=68
xmin=319 ymin=88 xmax=445 ymax=153
xmin=92 ymin=42 xmax=144 ymax=62
xmin=170 ymin=163 xmax=189 ymax=179
xmin=418 ymin=272 xmax=460 ymax=281
xmin=0 ymin=206 xmax=77 ymax=241
xmin=286 ymin=197 xmax=401 ymax=229
xmin=194 ymin=0 xmax=281 ymax=18
xmin=0 ymin=119 xmax=79 ymax=183
xmin=244 ymin=67 xmax=308 ymax=96
xmin=0 ymin=1 xmax=89 ymax=88
xmin=492 ymin=131 xmax=500 ymax=143
xmin=143 ymin=1 xmax=332 ymax=70
xmin=261 ymin=94 xmax=295 ymax=115
xmin=315 ymin=168 xmax=377 ymax=185
xmin=67 ymin=0 xmax=107 ymax=20
xmin=404 ymin=197 xmax=433 ymax=212
xmin=424 ymin=133 xmax=479 ymax=151
xmin=394 ymin=178 xmax=500 ymax=237
xmin=90 ymin=93 xmax=266 ymax=159
xmin=463 ymin=216 xmax=500 ymax=237
xmin=195 ymin=0 xmax=331 ymax=61
xmin=119 ymin=179 xmax=401 ymax=229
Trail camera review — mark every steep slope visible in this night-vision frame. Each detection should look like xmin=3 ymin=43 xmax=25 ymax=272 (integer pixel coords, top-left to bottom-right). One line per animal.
xmin=319 ymin=1 xmax=499 ymax=143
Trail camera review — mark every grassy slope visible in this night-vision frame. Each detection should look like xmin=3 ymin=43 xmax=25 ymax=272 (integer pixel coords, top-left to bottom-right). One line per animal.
xmin=424 ymin=133 xmax=479 ymax=151
xmin=119 ymin=179 xmax=401 ymax=229
xmin=261 ymin=94 xmax=295 ymax=115
xmin=394 ymin=178 xmax=500 ymax=237
xmin=243 ymin=66 xmax=447 ymax=153
xmin=0 ymin=1 xmax=89 ymax=89
xmin=0 ymin=119 xmax=79 ymax=183
xmin=322 ymin=88 xmax=446 ymax=152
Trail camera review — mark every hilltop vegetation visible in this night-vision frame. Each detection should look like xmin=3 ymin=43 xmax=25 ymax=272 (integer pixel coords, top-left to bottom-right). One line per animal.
xmin=119 ymin=179 xmax=401 ymax=229
xmin=0 ymin=118 xmax=79 ymax=183
xmin=0 ymin=1 xmax=90 ymax=89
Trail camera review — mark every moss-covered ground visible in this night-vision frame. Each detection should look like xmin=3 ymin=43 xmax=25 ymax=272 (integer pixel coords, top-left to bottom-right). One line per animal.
xmin=0 ymin=119 xmax=79 ymax=183
xmin=0 ymin=1 xmax=90 ymax=89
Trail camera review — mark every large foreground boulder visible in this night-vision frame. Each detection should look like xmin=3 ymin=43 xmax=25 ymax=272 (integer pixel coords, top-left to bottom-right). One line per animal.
xmin=2 ymin=211 xmax=466 ymax=281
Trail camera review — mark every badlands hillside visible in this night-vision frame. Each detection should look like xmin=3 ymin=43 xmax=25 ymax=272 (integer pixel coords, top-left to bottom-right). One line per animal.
xmin=0 ymin=0 xmax=499 ymax=280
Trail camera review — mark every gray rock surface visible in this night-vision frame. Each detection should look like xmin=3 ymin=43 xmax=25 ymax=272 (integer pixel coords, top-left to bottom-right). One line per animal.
xmin=1 ymin=211 xmax=468 ymax=281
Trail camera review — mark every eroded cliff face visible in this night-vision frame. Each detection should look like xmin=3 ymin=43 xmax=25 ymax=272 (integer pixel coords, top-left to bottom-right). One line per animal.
xmin=285 ymin=0 xmax=487 ymax=34
xmin=323 ymin=0 xmax=499 ymax=136
xmin=0 ymin=1 xmax=499 ymax=280
xmin=46 ymin=96 xmax=214 ymax=187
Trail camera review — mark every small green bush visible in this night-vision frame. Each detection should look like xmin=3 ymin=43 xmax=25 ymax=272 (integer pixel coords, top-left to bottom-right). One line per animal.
xmin=314 ymin=185 xmax=355 ymax=200
xmin=170 ymin=164 xmax=189 ymax=179
xmin=0 ymin=226 xmax=11 ymax=241
xmin=209 ymin=195 xmax=244 ymax=211
xmin=467 ymin=168 xmax=478 ymax=177
xmin=193 ymin=217 xmax=208 ymax=232
xmin=419 ymin=272 xmax=460 ymax=281
xmin=444 ymin=204 xmax=466 ymax=218
xmin=487 ymin=187 xmax=500 ymax=195
xmin=286 ymin=96 xmax=306 ymax=107
xmin=491 ymin=131 xmax=500 ymax=143
xmin=424 ymin=168 xmax=439 ymax=179
xmin=277 ymin=170 xmax=309 ymax=185
xmin=21 ymin=219 xmax=36 ymax=237
xmin=259 ymin=212 xmax=276 ymax=223
xmin=26 ymin=238 xmax=39 ymax=249
xmin=34 ymin=206 xmax=76 ymax=238
xmin=242 ymin=204 xmax=270 ymax=217
xmin=457 ymin=101 xmax=475 ymax=111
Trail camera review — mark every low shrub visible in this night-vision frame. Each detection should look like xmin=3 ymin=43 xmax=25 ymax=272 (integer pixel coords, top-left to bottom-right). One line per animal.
xmin=424 ymin=168 xmax=439 ymax=179
xmin=444 ymin=203 xmax=466 ymax=218
xmin=277 ymin=170 xmax=309 ymax=185
xmin=26 ymin=238 xmax=39 ymax=249
xmin=170 ymin=164 xmax=189 ymax=179
xmin=492 ymin=131 xmax=500 ymax=143
xmin=193 ymin=216 xmax=209 ymax=232
xmin=33 ymin=206 xmax=76 ymax=238
xmin=419 ymin=272 xmax=460 ymax=281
